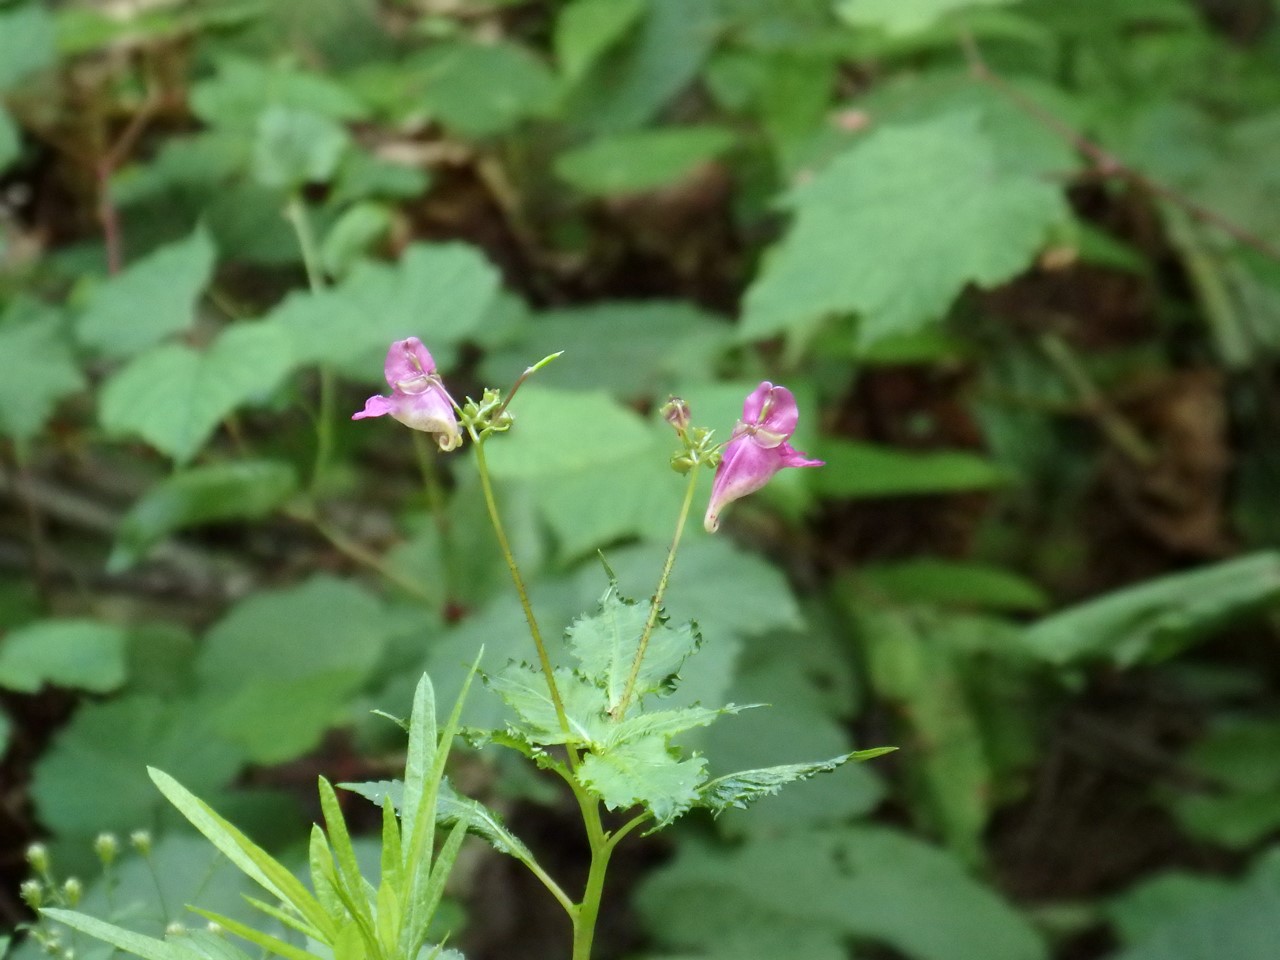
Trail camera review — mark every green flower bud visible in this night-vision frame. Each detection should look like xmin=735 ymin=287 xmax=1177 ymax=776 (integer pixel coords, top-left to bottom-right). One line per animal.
xmin=93 ymin=833 xmax=119 ymax=866
xmin=62 ymin=878 xmax=82 ymax=906
xmin=25 ymin=843 xmax=49 ymax=873
xmin=164 ymin=922 xmax=186 ymax=938
xmin=129 ymin=830 xmax=152 ymax=855
xmin=19 ymin=879 xmax=44 ymax=908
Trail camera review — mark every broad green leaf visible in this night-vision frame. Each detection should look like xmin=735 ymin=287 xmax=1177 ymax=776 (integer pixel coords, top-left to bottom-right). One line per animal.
xmin=483 ymin=300 xmax=730 ymax=399
xmin=637 ymin=826 xmax=1046 ymax=960
xmin=41 ymin=911 xmax=196 ymax=960
xmin=578 ymin=734 xmax=707 ymax=825
xmin=486 ymin=663 xmax=608 ymax=746
xmin=414 ymin=41 xmax=558 ymax=138
xmin=565 ymin=0 xmax=720 ymax=133
xmin=252 ymin=107 xmax=350 ymax=189
xmin=99 ymin=322 xmax=293 ymax=464
xmin=320 ymin=201 xmax=392 ymax=278
xmin=190 ymin=56 xmax=368 ymax=128
xmin=77 ymin=227 xmax=216 ymax=358
xmin=604 ymin=705 xmax=740 ymax=749
xmin=267 ymin=242 xmax=500 ymax=372
xmin=0 ymin=619 xmax=127 ymax=693
xmin=742 ymin=111 xmax=1068 ymax=346
xmin=1023 ymin=552 xmax=1280 ymax=666
xmin=0 ymin=107 xmax=19 ymax=172
xmin=110 ymin=460 xmax=299 ymax=571
xmin=196 ymin=576 xmax=390 ymax=761
xmin=836 ymin=0 xmax=1022 ymax=35
xmin=1107 ymin=872 xmax=1236 ymax=947
xmin=858 ymin=558 xmax=1049 ymax=612
xmin=697 ymin=750 xmax=894 ymax=815
xmin=555 ymin=126 xmax=736 ymax=195
xmin=1111 ymin=852 xmax=1280 ymax=960
xmin=812 ymin=440 xmax=1006 ymax=497
xmin=0 ymin=308 xmax=85 ymax=442
xmin=32 ymin=696 xmax=243 ymax=836
xmin=555 ymin=0 xmax=646 ymax=79
xmin=0 ymin=2 xmax=56 ymax=91
xmin=481 ymin=386 xmax=654 ymax=479
xmin=148 ymin=769 xmax=336 ymax=939
xmin=565 ymin=581 xmax=701 ymax=711
xmin=331 ymin=151 xmax=430 ymax=206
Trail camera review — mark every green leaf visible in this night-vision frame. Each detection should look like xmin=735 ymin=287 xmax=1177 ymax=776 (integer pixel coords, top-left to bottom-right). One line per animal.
xmin=638 ymin=826 xmax=1047 ymax=960
xmin=556 ymin=126 xmax=736 ymax=195
xmin=1107 ymin=871 xmax=1236 ymax=947
xmin=565 ymin=0 xmax=719 ymax=133
xmin=400 ymin=673 xmax=438 ymax=863
xmin=482 ymin=386 xmax=654 ymax=479
xmin=742 ymin=111 xmax=1068 ymax=346
xmin=565 ymin=581 xmax=701 ymax=711
xmin=0 ymin=106 xmax=19 ymax=172
xmin=190 ymin=56 xmax=368 ymax=129
xmin=0 ymin=308 xmax=85 ymax=442
xmin=0 ymin=2 xmax=56 ymax=92
xmin=32 ymin=696 xmax=243 ymax=836
xmin=148 ymin=768 xmax=337 ymax=939
xmin=99 ymin=322 xmax=294 ymax=464
xmin=267 ymin=242 xmax=500 ymax=372
xmin=697 ymin=750 xmax=894 ymax=815
xmin=858 ymin=558 xmax=1049 ymax=612
xmin=185 ymin=909 xmax=323 ymax=960
xmin=110 ymin=460 xmax=298 ymax=571
xmin=578 ymin=734 xmax=707 ymax=825
xmin=321 ymin=202 xmax=392 ymax=278
xmin=604 ymin=705 xmax=741 ymax=749
xmin=252 ymin=107 xmax=350 ymax=189
xmin=812 ymin=440 xmax=1006 ymax=497
xmin=41 ymin=910 xmax=196 ymax=960
xmin=486 ymin=663 xmax=608 ymax=746
xmin=196 ymin=576 xmax=391 ymax=762
xmin=555 ymin=0 xmax=646 ymax=80
xmin=836 ymin=0 xmax=1023 ymax=35
xmin=414 ymin=41 xmax=558 ymax=138
xmin=77 ymin=226 xmax=217 ymax=359
xmin=0 ymin=619 xmax=128 ymax=693
xmin=1023 ymin=552 xmax=1280 ymax=666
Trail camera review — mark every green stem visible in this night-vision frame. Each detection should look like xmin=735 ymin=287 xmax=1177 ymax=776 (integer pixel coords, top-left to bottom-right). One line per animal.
xmin=284 ymin=196 xmax=336 ymax=495
xmin=612 ymin=464 xmax=701 ymax=721
xmin=470 ymin=438 xmax=575 ymax=748
xmin=571 ymin=821 xmax=612 ymax=960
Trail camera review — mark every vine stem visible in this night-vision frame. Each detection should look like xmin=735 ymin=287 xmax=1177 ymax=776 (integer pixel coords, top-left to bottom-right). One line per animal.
xmin=284 ymin=196 xmax=337 ymax=494
xmin=612 ymin=463 xmax=701 ymax=721
xmin=470 ymin=438 xmax=575 ymax=751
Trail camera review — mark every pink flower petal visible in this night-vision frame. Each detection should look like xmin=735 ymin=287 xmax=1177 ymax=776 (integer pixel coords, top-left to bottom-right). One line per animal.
xmin=352 ymin=395 xmax=394 ymax=420
xmin=383 ymin=337 xmax=437 ymax=389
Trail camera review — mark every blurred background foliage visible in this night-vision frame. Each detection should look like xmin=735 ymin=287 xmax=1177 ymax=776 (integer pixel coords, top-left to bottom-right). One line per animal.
xmin=2 ymin=0 xmax=1280 ymax=957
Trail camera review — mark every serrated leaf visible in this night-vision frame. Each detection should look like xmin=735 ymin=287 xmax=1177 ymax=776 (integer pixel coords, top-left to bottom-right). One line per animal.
xmin=110 ymin=460 xmax=298 ymax=571
xmin=578 ymin=734 xmax=707 ymax=825
xmin=0 ymin=619 xmax=127 ymax=693
xmin=697 ymin=750 xmax=895 ymax=815
xmin=836 ymin=0 xmax=1022 ymax=35
xmin=604 ymin=705 xmax=743 ymax=749
xmin=486 ymin=663 xmax=608 ymax=746
xmin=78 ymin=227 xmax=216 ymax=358
xmin=565 ymin=582 xmax=701 ymax=711
xmin=1023 ymin=551 xmax=1280 ymax=666
xmin=99 ymin=322 xmax=293 ymax=464
xmin=555 ymin=126 xmax=735 ymax=195
xmin=0 ymin=309 xmax=85 ymax=442
xmin=742 ymin=111 xmax=1068 ymax=346
xmin=555 ymin=0 xmax=645 ymax=80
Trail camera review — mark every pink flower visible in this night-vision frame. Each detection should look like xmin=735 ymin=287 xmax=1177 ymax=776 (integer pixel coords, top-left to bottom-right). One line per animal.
xmin=352 ymin=337 xmax=462 ymax=451
xmin=704 ymin=382 xmax=823 ymax=533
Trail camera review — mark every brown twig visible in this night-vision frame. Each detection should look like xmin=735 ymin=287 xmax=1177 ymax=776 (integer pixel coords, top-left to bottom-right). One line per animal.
xmin=96 ymin=79 xmax=164 ymax=275
xmin=958 ymin=30 xmax=1280 ymax=263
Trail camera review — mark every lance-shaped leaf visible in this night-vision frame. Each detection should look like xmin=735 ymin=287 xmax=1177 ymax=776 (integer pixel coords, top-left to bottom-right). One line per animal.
xmin=565 ymin=582 xmax=701 ymax=712
xmin=697 ymin=749 xmax=898 ymax=816
xmin=41 ymin=910 xmax=202 ymax=960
